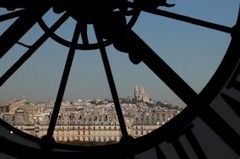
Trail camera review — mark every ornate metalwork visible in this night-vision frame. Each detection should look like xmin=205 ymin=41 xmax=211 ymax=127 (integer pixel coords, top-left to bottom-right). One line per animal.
xmin=0 ymin=0 xmax=240 ymax=158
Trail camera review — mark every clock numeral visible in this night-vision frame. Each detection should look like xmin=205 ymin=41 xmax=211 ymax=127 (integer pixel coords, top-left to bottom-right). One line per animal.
xmin=155 ymin=146 xmax=167 ymax=159
xmin=170 ymin=138 xmax=189 ymax=159
xmin=221 ymin=93 xmax=240 ymax=118
xmin=200 ymin=107 xmax=240 ymax=156
xmin=185 ymin=128 xmax=207 ymax=159
xmin=164 ymin=124 xmax=207 ymax=159
xmin=165 ymin=124 xmax=193 ymax=159
xmin=224 ymin=65 xmax=240 ymax=117
xmin=226 ymin=58 xmax=240 ymax=91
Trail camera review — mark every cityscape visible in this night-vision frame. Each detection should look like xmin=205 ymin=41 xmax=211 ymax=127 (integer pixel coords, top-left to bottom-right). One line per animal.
xmin=0 ymin=86 xmax=182 ymax=145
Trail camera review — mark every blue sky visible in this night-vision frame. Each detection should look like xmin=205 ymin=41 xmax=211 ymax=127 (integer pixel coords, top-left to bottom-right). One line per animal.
xmin=0 ymin=0 xmax=239 ymax=107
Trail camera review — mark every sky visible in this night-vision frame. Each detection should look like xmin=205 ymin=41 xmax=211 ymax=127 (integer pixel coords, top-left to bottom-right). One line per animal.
xmin=0 ymin=0 xmax=239 ymax=107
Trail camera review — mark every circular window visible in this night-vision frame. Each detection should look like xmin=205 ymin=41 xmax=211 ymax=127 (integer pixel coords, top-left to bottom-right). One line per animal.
xmin=0 ymin=0 xmax=240 ymax=158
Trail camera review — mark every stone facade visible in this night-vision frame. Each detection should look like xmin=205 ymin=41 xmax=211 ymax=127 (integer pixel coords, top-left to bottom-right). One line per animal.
xmin=9 ymin=109 xmax=178 ymax=143
xmin=1 ymin=88 xmax=181 ymax=144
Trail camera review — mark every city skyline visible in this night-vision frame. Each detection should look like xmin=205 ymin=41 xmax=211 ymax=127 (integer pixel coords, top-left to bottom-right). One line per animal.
xmin=0 ymin=89 xmax=181 ymax=144
xmin=1 ymin=85 xmax=181 ymax=107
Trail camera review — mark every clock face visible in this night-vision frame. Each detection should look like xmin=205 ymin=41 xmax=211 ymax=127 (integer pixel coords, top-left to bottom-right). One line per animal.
xmin=0 ymin=0 xmax=240 ymax=158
